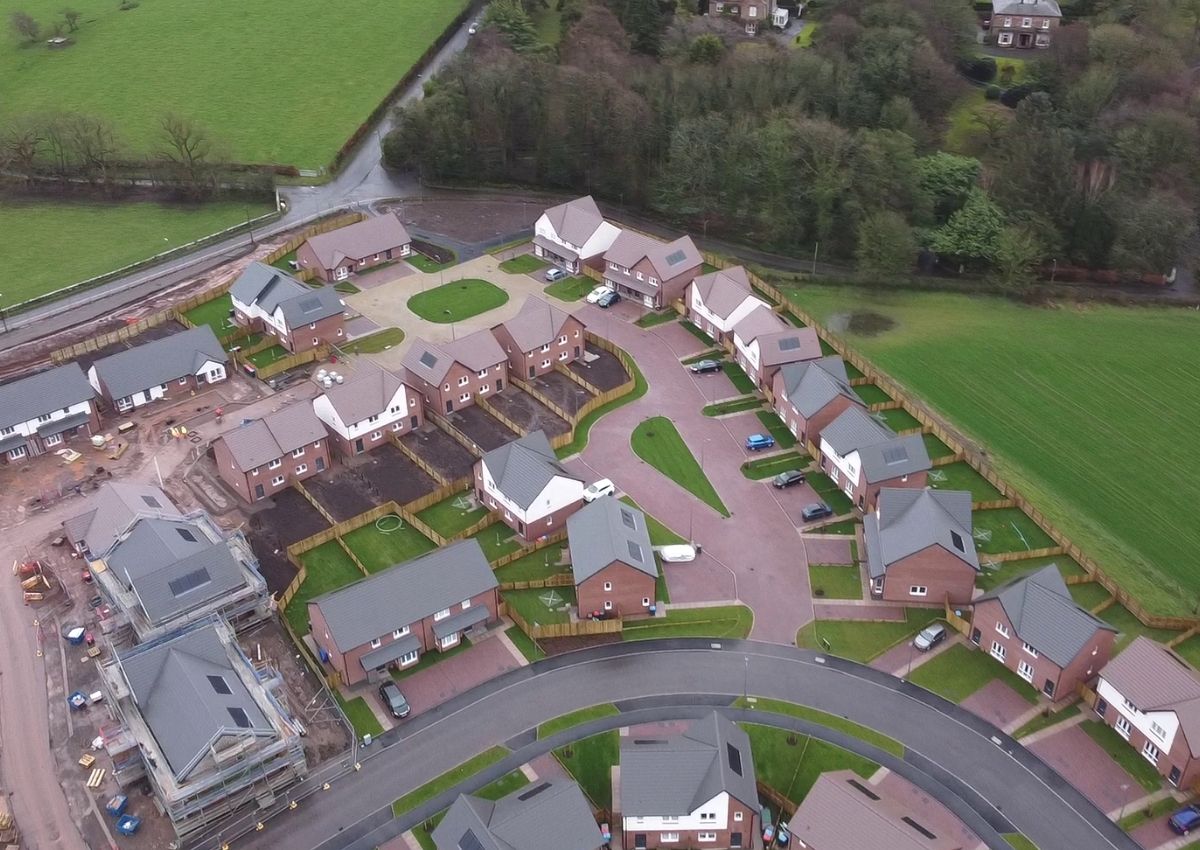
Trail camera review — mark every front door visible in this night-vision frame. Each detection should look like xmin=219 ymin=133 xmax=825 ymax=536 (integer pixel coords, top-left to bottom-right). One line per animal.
xmin=411 ymin=416 xmax=419 ymax=428
xmin=574 ymin=345 xmax=580 ymax=357
xmin=970 ymin=628 xmax=981 ymax=645
xmin=445 ymin=399 xmax=453 ymax=413
xmin=354 ymin=438 xmax=364 ymax=454
xmin=496 ymin=378 xmax=503 ymax=391
xmin=1018 ymin=32 xmax=1032 ymax=47
xmin=1042 ymin=679 xmax=1056 ymax=698
xmin=1170 ymin=765 xmax=1183 ymax=786
xmin=316 ymin=456 xmax=325 ymax=472
xmin=731 ymin=833 xmax=743 ymax=849
xmin=529 ymin=365 xmax=536 ymax=378
xmin=254 ymin=483 xmax=265 ymax=500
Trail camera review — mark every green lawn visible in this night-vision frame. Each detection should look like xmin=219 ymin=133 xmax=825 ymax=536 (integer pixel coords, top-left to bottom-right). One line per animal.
xmin=531 ymin=1 xmax=564 ymax=44
xmin=408 ymin=248 xmax=458 ymax=273
xmin=972 ymin=508 xmax=1055 ymax=555
xmin=741 ymin=724 xmax=878 ymax=806
xmin=334 ymin=280 xmax=362 ymax=294
xmin=1068 ymin=581 xmax=1113 ymax=611
xmin=1012 ymin=704 xmax=1081 ymax=739
xmin=622 ymin=605 xmax=753 ymax=641
xmin=183 ymin=293 xmax=236 ymax=338
xmin=630 ymin=417 xmax=730 ymax=517
xmin=1100 ymin=601 xmax=1180 ymax=651
xmin=796 ymin=609 xmax=943 ymax=663
xmin=538 ymin=704 xmax=620 ymax=738
xmin=756 ymin=411 xmax=797 ymax=448
xmin=391 ymin=746 xmax=509 ymax=817
xmin=818 ymin=519 xmax=860 ymax=536
xmin=469 ymin=523 xmax=525 ymax=562
xmin=741 ymin=452 xmax=809 ymax=480
xmin=1119 ymin=796 xmax=1179 ymax=831
xmin=1002 ymin=835 xmax=1040 ymax=850
xmin=1173 ymin=636 xmax=1200 ymax=669
xmin=791 ymin=285 xmax=1200 ymax=617
xmin=794 ymin=20 xmax=819 ymax=47
xmin=875 ymin=408 xmax=921 ymax=432
xmin=703 ymin=397 xmax=763 ymax=417
xmin=408 ymin=769 xmax=531 ymax=850
xmin=809 ymin=565 xmax=863 ymax=600
xmin=504 ymin=626 xmax=545 ymax=662
xmin=634 ymin=310 xmax=678 ymax=329
xmin=342 ymin=524 xmax=436 ymax=573
xmin=335 ymin=693 xmax=383 ymax=740
xmin=498 ymin=254 xmax=549 ymax=274
xmin=0 ymin=0 xmax=470 ymax=168
xmin=806 ymin=471 xmax=854 ymax=516
xmin=681 ymin=320 xmax=717 ymax=346
xmin=415 ymin=493 xmax=488 ymax=537
xmin=0 ymin=199 xmax=272 ymax=307
xmin=408 ymin=279 xmax=509 ymax=323
xmin=908 ymin=643 xmax=1039 ymax=704
xmin=247 ymin=344 xmax=289 ymax=368
xmin=928 ymin=461 xmax=1004 ymax=502
xmin=495 ymin=542 xmax=570 ymax=583
xmin=921 ymin=432 xmax=956 ymax=461
xmin=284 ymin=541 xmax=363 ymax=635
xmin=555 ymin=731 xmax=618 ymax=809
xmin=735 ymin=697 xmax=904 ymax=758
xmin=502 ymin=587 xmax=576 ymax=626
xmin=544 ymin=275 xmax=593 ymax=302
xmin=853 ymin=384 xmax=892 ymax=406
xmin=341 ymin=328 xmax=405 ymax=354
xmin=682 ymin=349 xmax=725 ymax=365
xmin=721 ymin=361 xmax=758 ymax=394
xmin=976 ymin=555 xmax=1086 ymax=593
xmin=556 ymin=347 xmax=644 ymax=459
xmin=1079 ymin=720 xmax=1163 ymax=792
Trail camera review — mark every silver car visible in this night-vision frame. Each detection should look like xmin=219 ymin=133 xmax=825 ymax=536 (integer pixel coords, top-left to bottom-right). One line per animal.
xmin=913 ymin=623 xmax=947 ymax=652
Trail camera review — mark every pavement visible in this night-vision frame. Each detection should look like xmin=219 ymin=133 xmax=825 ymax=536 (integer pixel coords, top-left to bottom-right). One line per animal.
xmin=961 ymin=679 xmax=1039 ymax=731
xmin=1028 ymin=724 xmax=1148 ymax=816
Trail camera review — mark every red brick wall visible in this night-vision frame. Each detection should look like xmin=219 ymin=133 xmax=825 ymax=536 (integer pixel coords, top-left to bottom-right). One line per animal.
xmin=624 ymin=799 xmax=757 ymax=850
xmin=214 ymin=438 xmax=332 ymax=503
xmin=412 ymin=361 xmax=508 ymax=415
xmin=773 ymin=388 xmax=861 ymax=450
xmin=296 ymin=241 xmax=410 ymax=283
xmin=858 ymin=470 xmax=927 ymax=514
xmin=577 ymin=561 xmax=657 ymax=618
xmin=493 ymin=317 xmax=587 ymax=379
xmin=283 ymin=312 xmax=345 ymax=354
xmin=1096 ymin=700 xmax=1200 ymax=788
xmin=882 ymin=545 xmax=976 ymax=605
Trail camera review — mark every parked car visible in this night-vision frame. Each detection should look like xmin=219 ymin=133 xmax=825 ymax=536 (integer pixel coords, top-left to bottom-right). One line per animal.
xmin=597 ymin=290 xmax=620 ymax=308
xmin=801 ymin=502 xmax=834 ymax=522
xmin=772 ymin=470 xmax=806 ymax=489
xmin=586 ymin=285 xmax=614 ymax=304
xmin=1170 ymin=806 xmax=1200 ymax=835
xmin=583 ymin=479 xmax=615 ymax=502
xmin=658 ymin=544 xmax=697 ymax=563
xmin=913 ymin=623 xmax=947 ymax=652
xmin=745 ymin=434 xmax=776 ymax=451
xmin=378 ymin=681 xmax=411 ymax=719
xmin=688 ymin=359 xmax=722 ymax=374
xmin=545 ymin=267 xmax=568 ymax=283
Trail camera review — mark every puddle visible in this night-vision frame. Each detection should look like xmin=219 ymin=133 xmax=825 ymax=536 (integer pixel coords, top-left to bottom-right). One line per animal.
xmin=829 ymin=311 xmax=896 ymax=337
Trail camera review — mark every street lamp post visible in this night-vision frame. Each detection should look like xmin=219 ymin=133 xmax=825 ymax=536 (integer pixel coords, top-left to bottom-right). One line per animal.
xmin=743 ymin=655 xmax=750 ymax=701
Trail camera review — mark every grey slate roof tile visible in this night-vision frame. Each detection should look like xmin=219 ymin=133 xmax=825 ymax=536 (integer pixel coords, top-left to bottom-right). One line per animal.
xmin=302 ymin=213 xmax=411 ymax=269
xmin=402 ymin=330 xmax=506 ymax=385
xmin=690 ymin=266 xmax=760 ymax=319
xmin=92 ymin=326 xmax=227 ymax=401
xmin=567 ymin=498 xmax=657 ymax=584
xmin=605 ymin=232 xmax=701 ymax=281
xmin=433 ymin=779 xmax=602 ymax=850
xmin=230 ymin=262 xmax=343 ymax=327
xmin=778 ymin=357 xmax=860 ymax=418
xmin=864 ymin=488 xmax=978 ymax=579
xmin=822 ymin=407 xmax=931 ymax=482
xmin=480 ymin=430 xmax=579 ymax=510
xmin=0 ymin=363 xmax=95 ymax=430
xmin=64 ymin=481 xmax=181 ymax=557
xmin=218 ymin=400 xmax=327 ymax=471
xmin=543 ymin=196 xmax=607 ymax=248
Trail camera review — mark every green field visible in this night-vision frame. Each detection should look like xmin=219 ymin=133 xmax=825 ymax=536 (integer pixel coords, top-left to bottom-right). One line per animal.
xmin=408 ymin=279 xmax=509 ymax=322
xmin=0 ymin=0 xmax=470 ymax=168
xmin=789 ymin=286 xmax=1200 ymax=617
xmin=544 ymin=275 xmax=592 ymax=302
xmin=809 ymin=565 xmax=863 ymax=600
xmin=342 ymin=328 xmax=405 ymax=354
xmin=0 ymin=199 xmax=271 ymax=306
xmin=631 ymin=416 xmax=730 ymax=517
xmin=342 ymin=524 xmax=436 ymax=573
xmin=498 ymin=254 xmax=548 ymax=274
xmin=908 ymin=643 xmax=1038 ymax=704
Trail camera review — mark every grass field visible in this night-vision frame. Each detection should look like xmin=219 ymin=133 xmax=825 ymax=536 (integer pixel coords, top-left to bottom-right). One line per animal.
xmin=741 ymin=724 xmax=877 ymax=806
xmin=391 ymin=746 xmax=509 ymax=817
xmin=1002 ymin=835 xmax=1039 ymax=850
xmin=1079 ymin=720 xmax=1163 ymax=791
xmin=806 ymin=471 xmax=855 ymax=515
xmin=555 ymin=731 xmax=618 ymax=809
xmin=538 ymin=704 xmax=619 ymax=738
xmin=741 ymin=451 xmax=808 ymax=480
xmin=502 ymin=587 xmax=576 ymax=625
xmin=285 ymin=541 xmax=363 ymax=635
xmin=335 ymin=693 xmax=382 ymax=740
xmin=722 ymin=361 xmax=758 ymax=394
xmin=875 ymin=407 xmax=921 ymax=432
xmin=853 ymin=383 xmax=892 ymax=406
xmin=809 ymin=565 xmax=863 ymax=600
xmin=494 ymin=541 xmax=570 ymax=583
xmin=976 ymin=555 xmax=1086 ymax=593
xmin=630 ymin=416 xmax=730 ymax=517
xmin=0 ymin=0 xmax=470 ymax=168
xmin=971 ymin=508 xmax=1055 ymax=555
xmin=342 ymin=523 xmax=436 ymax=573
xmin=341 ymin=328 xmax=405 ymax=354
xmin=183 ymin=293 xmax=235 ymax=338
xmin=929 ymin=461 xmax=1004 ymax=502
xmin=635 ymin=310 xmax=678 ymax=328
xmin=498 ymin=254 xmax=548 ymax=274
xmin=468 ymin=523 xmax=524 ymax=562
xmin=622 ymin=605 xmax=753 ymax=640
xmin=505 ymin=626 xmax=544 ymax=662
xmin=703 ymin=396 xmax=762 ymax=417
xmin=735 ymin=697 xmax=904 ymax=757
xmin=789 ymin=285 xmax=1200 ymax=617
xmin=247 ymin=344 xmax=289 ymax=369
xmin=907 ymin=643 xmax=1038 ymax=704
xmin=408 ymin=279 xmax=509 ymax=322
xmin=0 ymin=199 xmax=271 ymax=306
xmin=756 ymin=411 xmax=797 ymax=448
xmin=796 ymin=609 xmax=942 ymax=662
xmin=544 ymin=275 xmax=592 ymax=301
xmin=415 ymin=494 xmax=488 ymax=537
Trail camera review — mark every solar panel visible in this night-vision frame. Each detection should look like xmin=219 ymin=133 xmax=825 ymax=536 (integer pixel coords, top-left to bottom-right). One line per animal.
xmin=459 ymin=830 xmax=485 ymax=850
xmin=227 ymin=707 xmax=252 ymax=728
xmin=881 ymin=446 xmax=909 ymax=464
xmin=950 ymin=531 xmax=965 ymax=552
xmin=633 ymin=739 xmax=666 ymax=745
xmin=620 ymin=508 xmax=637 ymax=530
xmin=726 ymin=743 xmax=743 ymax=776
xmin=777 ymin=336 xmax=801 ymax=351
xmin=627 ymin=541 xmax=644 ymax=563
xmin=176 ymin=527 xmax=198 ymax=543
xmin=141 ymin=495 xmax=161 ymax=508
xmin=419 ymin=351 xmax=439 ymax=369
xmin=297 ymin=296 xmax=323 ymax=313
xmin=902 ymin=817 xmax=937 ymax=840
xmin=207 ymin=675 xmax=232 ymax=695
xmin=517 ymin=782 xmax=552 ymax=801
xmin=167 ymin=568 xmax=211 ymax=597
xmin=665 ymin=249 xmax=687 ymax=266
xmin=846 ymin=779 xmax=881 ymax=800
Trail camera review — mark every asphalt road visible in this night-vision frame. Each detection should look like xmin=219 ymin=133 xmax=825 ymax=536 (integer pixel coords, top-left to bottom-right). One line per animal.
xmin=193 ymin=640 xmax=1136 ymax=850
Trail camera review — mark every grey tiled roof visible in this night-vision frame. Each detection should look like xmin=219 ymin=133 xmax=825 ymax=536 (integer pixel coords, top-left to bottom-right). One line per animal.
xmin=495 ymin=296 xmax=578 ymax=353
xmin=317 ymin=366 xmax=407 ymax=428
xmin=303 ymin=212 xmax=411 ymax=269
xmin=993 ymin=0 xmax=1062 ymax=15
xmin=567 ymin=498 xmax=657 ymax=584
xmin=533 ymin=233 xmax=579 ymax=262
xmin=821 ymin=407 xmax=931 ymax=483
xmin=543 ymin=196 xmax=607 ymax=248
xmin=92 ymin=326 xmax=227 ymax=401
xmin=481 ymin=431 xmax=578 ymax=510
xmin=63 ymin=481 xmax=181 ymax=557
xmin=757 ymin=326 xmax=821 ymax=368
xmin=605 ymin=232 xmax=701 ymax=281
xmin=1101 ymin=637 xmax=1200 ymax=757
xmin=230 ymin=262 xmax=344 ymax=327
xmin=218 ymin=400 xmax=326 ymax=471
xmin=402 ymin=331 xmax=506 ymax=385
xmin=118 ymin=622 xmax=273 ymax=780
xmin=778 ymin=357 xmax=860 ymax=417
xmin=978 ymin=565 xmax=1115 ymax=667
xmin=689 ymin=266 xmax=759 ymax=319
xmin=106 ymin=518 xmax=248 ymax=626
xmin=310 ymin=539 xmax=498 ymax=651
xmin=433 ymin=780 xmax=602 ymax=850
xmin=864 ymin=488 xmax=978 ymax=580
xmin=620 ymin=712 xmax=757 ymax=817
xmin=0 ymin=363 xmax=95 ymax=430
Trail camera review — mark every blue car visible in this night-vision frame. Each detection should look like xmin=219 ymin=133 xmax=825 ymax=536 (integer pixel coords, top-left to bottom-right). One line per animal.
xmin=745 ymin=434 xmax=776 ymax=451
xmin=1170 ymin=805 xmax=1200 ymax=835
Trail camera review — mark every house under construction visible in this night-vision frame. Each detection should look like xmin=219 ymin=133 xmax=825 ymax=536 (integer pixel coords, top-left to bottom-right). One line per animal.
xmin=97 ymin=616 xmax=307 ymax=842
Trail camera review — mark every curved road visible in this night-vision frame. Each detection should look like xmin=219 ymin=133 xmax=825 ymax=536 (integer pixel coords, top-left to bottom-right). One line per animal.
xmin=194 ymin=640 xmax=1134 ymax=850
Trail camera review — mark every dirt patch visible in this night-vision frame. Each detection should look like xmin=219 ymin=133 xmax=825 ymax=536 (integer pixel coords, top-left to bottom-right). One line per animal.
xmin=486 ymin=387 xmax=571 ymax=438
xmin=527 ymin=371 xmax=595 ymax=418
xmin=828 ymin=311 xmax=896 ymax=337
xmin=72 ymin=319 xmax=190 ymax=374
xmin=568 ymin=344 xmax=629 ymax=392
xmin=401 ymin=425 xmax=477 ymax=482
xmin=247 ymin=488 xmax=331 ymax=594
xmin=303 ymin=467 xmax=379 ymax=522
xmin=385 ymin=198 xmax=537 ymax=245
xmin=351 ymin=444 xmax=439 ymax=506
xmin=447 ymin=406 xmax=520 ymax=452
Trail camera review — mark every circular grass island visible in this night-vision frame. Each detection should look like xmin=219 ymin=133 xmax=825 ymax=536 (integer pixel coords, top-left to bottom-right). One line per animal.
xmin=407 ymin=279 xmax=509 ymax=323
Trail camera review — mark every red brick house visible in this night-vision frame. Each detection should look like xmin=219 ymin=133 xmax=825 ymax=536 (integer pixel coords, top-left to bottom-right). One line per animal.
xmin=533 ymin=195 xmax=622 ymax=274
xmin=0 ymin=363 xmax=100 ymax=464
xmin=568 ymin=498 xmax=658 ymax=618
xmin=731 ymin=306 xmax=822 ymax=392
xmin=475 ymin=430 xmax=584 ymax=541
xmin=971 ymin=565 xmax=1116 ymax=701
xmin=87 ymin=326 xmax=229 ymax=413
xmin=229 ymin=262 xmax=345 ymax=354
xmin=710 ymin=0 xmax=772 ymax=34
xmin=772 ymin=356 xmax=865 ymax=452
xmin=865 ymin=488 xmax=978 ymax=605
xmin=818 ymin=406 xmax=931 ymax=512
xmin=491 ymin=296 xmax=587 ymax=380
xmin=212 ymin=401 xmax=331 ymax=502
xmin=603 ymin=231 xmax=702 ymax=310
xmin=991 ymin=0 xmax=1061 ymax=48
xmin=1095 ymin=637 xmax=1200 ymax=788
xmin=309 ymin=539 xmax=499 ymax=687
xmin=619 ymin=712 xmax=759 ymax=850
xmin=296 ymin=212 xmax=412 ymax=283
xmin=312 ymin=366 xmax=424 ymax=457
xmin=402 ymin=331 xmax=508 ymax=415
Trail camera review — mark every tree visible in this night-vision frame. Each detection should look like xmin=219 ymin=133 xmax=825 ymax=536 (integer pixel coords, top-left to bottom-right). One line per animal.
xmin=688 ymin=33 xmax=724 ymax=64
xmin=622 ymin=0 xmax=663 ymax=55
xmin=485 ymin=0 xmax=542 ymax=53
xmin=929 ymin=187 xmax=1005 ymax=264
xmin=855 ymin=211 xmax=917 ymax=277
xmin=1110 ymin=192 xmax=1195 ymax=274
xmin=916 ymin=152 xmax=980 ymax=223
xmin=158 ymin=113 xmax=221 ymax=195
xmin=61 ymin=8 xmax=80 ymax=31
xmin=990 ymin=225 xmax=1043 ymax=289
xmin=9 ymin=11 xmax=40 ymax=43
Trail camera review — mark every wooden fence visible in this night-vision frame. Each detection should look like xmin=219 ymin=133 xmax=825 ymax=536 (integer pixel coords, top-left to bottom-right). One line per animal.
xmin=492 ymin=529 xmax=567 ymax=569
xmin=500 ymin=573 xmax=574 ymax=591
xmin=943 ymin=598 xmax=973 ymax=636
xmin=554 ymin=363 xmax=603 ymax=396
xmin=401 ymin=479 xmax=474 ymax=515
xmin=429 ymin=411 xmax=485 ymax=457
xmin=510 ymin=377 xmax=574 ymax=424
xmin=698 ymin=251 xmax=1200 ymax=632
xmin=389 ymin=432 xmax=452 ymax=486
xmin=262 ymin=211 xmax=366 ymax=265
xmin=503 ymin=603 xmax=623 ymax=639
xmin=245 ymin=344 xmax=331 ymax=380
xmin=476 ymin=396 xmax=530 ymax=439
xmin=972 ymin=499 xmax=1015 ymax=511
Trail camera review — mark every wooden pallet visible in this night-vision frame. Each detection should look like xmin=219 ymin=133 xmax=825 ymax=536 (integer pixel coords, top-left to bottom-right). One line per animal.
xmin=78 ymin=753 xmax=96 ymax=769
xmin=86 ymin=768 xmax=105 ymax=788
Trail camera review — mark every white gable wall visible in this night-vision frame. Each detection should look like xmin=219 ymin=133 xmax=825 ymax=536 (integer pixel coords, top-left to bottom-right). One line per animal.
xmin=689 ymin=289 xmax=769 ymax=335
xmin=1097 ymin=677 xmax=1181 ymax=755
xmin=819 ymin=437 xmax=863 ymax=494
xmin=622 ymin=791 xmax=732 ymax=834
xmin=313 ymin=385 xmax=415 ymax=440
xmin=479 ymin=462 xmax=582 ymax=524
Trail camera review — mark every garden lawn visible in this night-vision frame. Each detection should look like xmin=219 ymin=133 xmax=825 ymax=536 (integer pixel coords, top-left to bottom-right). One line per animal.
xmin=391 ymin=746 xmax=509 ymax=816
xmin=630 ymin=417 xmax=729 ymax=517
xmin=1012 ymin=704 xmax=1080 ymax=739
xmin=505 ymin=626 xmax=545 ymax=662
xmin=818 ymin=519 xmax=859 ymax=536
xmin=622 ymin=605 xmax=753 ymax=640
xmin=408 ymin=249 xmax=457 ymax=273
xmin=735 ymin=697 xmax=903 ymax=757
xmin=469 ymin=523 xmax=525 ymax=561
xmin=971 ymin=508 xmax=1055 ymax=555
xmin=544 ymin=275 xmax=592 ymax=301
xmin=183 ymin=293 xmax=235 ymax=338
xmin=502 ymin=587 xmax=576 ymax=626
xmin=1068 ymin=581 xmax=1113 ymax=611
xmin=721 ymin=361 xmax=758 ymax=394
xmin=703 ymin=397 xmax=763 ymax=417
xmin=0 ymin=199 xmax=271 ymax=306
xmin=1003 ymin=835 xmax=1039 ymax=850
xmin=284 ymin=541 xmax=363 ymax=635
xmin=809 ymin=565 xmax=863 ymax=600
xmin=875 ymin=407 xmax=921 ymax=432
xmin=976 ymin=555 xmax=1086 ymax=593
xmin=1079 ymin=720 xmax=1164 ymax=792
xmin=922 ymin=432 xmax=956 ymax=460
xmin=929 ymin=461 xmax=1003 ymax=502
xmin=498 ymin=254 xmax=548 ymax=274
xmin=853 ymin=383 xmax=892 ymax=406
xmin=538 ymin=704 xmax=620 ymax=738
xmin=247 ymin=345 xmax=289 ymax=369
xmin=1099 ymin=601 xmax=1179 ymax=651
xmin=0 ymin=0 xmax=470 ymax=168
xmin=682 ymin=349 xmax=725 ymax=365
xmin=796 ymin=609 xmax=942 ymax=662
xmin=741 ymin=725 xmax=877 ymax=806
xmin=908 ymin=643 xmax=1038 ymax=704
xmin=635 ymin=310 xmax=678 ymax=329
xmin=342 ymin=524 xmax=436 ymax=573
xmin=681 ymin=320 xmax=717 ymax=346
xmin=416 ymin=494 xmax=488 ymax=537
xmin=806 ymin=471 xmax=855 ymax=515
xmin=555 ymin=731 xmax=618 ymax=810
xmin=342 ymin=328 xmax=405 ymax=354
xmin=408 ymin=279 xmax=508 ymax=322
xmin=790 ymin=285 xmax=1200 ymax=617
xmin=741 ymin=452 xmax=808 ymax=480
xmin=756 ymin=411 xmax=797 ymax=448
xmin=335 ymin=693 xmax=383 ymax=740
xmin=495 ymin=542 xmax=570 ymax=582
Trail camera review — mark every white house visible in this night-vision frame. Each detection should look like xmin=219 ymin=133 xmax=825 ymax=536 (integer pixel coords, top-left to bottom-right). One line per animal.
xmin=88 ymin=326 xmax=228 ymax=412
xmin=685 ymin=266 xmax=770 ymax=344
xmin=533 ymin=196 xmax=622 ymax=274
xmin=474 ymin=430 xmax=584 ymax=540
xmin=0 ymin=363 xmax=100 ymax=463
xmin=312 ymin=366 xmax=423 ymax=456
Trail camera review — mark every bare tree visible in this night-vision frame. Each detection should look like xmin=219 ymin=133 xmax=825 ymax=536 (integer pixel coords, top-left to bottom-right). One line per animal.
xmin=41 ymin=112 xmax=74 ymax=175
xmin=67 ymin=114 xmax=121 ymax=183
xmin=9 ymin=11 xmax=41 ymax=43
xmin=61 ymin=7 xmax=80 ymax=31
xmin=0 ymin=117 xmax=46 ymax=177
xmin=158 ymin=113 xmax=226 ymax=196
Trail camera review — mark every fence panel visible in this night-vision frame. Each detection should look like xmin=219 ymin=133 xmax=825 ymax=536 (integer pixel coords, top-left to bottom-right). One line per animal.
xmin=554 ymin=363 xmax=603 ymax=396
xmin=499 ymin=574 xmax=575 ymax=591
xmin=293 ymin=480 xmax=335 ymax=525
xmin=452 ymin=511 xmax=498 ymax=542
xmin=510 ymin=377 xmax=575 ymax=424
xmin=475 ymin=396 xmax=530 ymax=437
xmin=491 ymin=529 xmax=567 ymax=568
xmin=428 ymin=411 xmax=484 ymax=457
xmin=253 ymin=345 xmax=330 ymax=380
xmin=389 ymin=433 xmax=451 ymax=486
xmin=402 ymin=481 xmax=471 ymax=515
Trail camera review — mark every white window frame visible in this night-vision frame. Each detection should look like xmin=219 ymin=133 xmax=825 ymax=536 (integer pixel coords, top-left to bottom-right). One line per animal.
xmin=909 ymin=585 xmax=927 ymax=597
xmin=371 ymin=431 xmax=382 ymax=440
xmin=642 ymin=597 xmax=650 ymax=607
xmin=271 ymin=475 xmax=285 ymax=486
xmin=1017 ymin=660 xmax=1034 ymax=682
xmin=462 ymin=599 xmax=471 ymax=610
xmin=991 ymin=641 xmax=1007 ymax=662
xmin=1143 ymin=741 xmax=1160 ymax=765
xmin=399 ymin=649 xmax=419 ymax=666
xmin=1022 ymin=642 xmax=1039 ymax=657
xmin=541 ymin=343 xmax=551 ymax=353
xmin=392 ymin=627 xmax=410 ymax=639
xmin=558 ymin=351 xmax=569 ymax=361
xmin=541 ymin=359 xmax=551 ymax=369
xmin=603 ymin=581 xmax=612 ymax=591
xmin=440 ymin=633 xmax=460 ymax=649
xmin=434 ymin=608 xmax=451 ymax=621
xmin=295 ymin=463 xmax=308 ymax=475
xmin=603 ymin=600 xmax=613 ymax=611
xmin=36 ymin=413 xmax=52 ymax=423
xmin=369 ymin=637 xmax=382 ymax=649
xmin=268 ymin=458 xmax=282 ymax=470
xmin=1021 ymin=16 xmax=1032 ymax=26
xmin=8 ymin=446 xmax=26 ymax=460
xmin=292 ymin=447 xmax=305 ymax=457
xmin=996 ymin=621 xmax=1010 ymax=638
xmin=1116 ymin=716 xmax=1132 ymax=739
xmin=1150 ymin=721 xmax=1166 ymax=740
xmin=458 ymin=375 xmax=470 ymax=387
xmin=44 ymin=433 xmax=63 ymax=447
xmin=459 ymin=392 xmax=471 ymax=403
xmin=998 ymin=31 xmax=1013 ymax=45
xmin=0 ymin=425 xmax=13 ymax=436
xmin=661 ymin=834 xmax=680 ymax=843
xmin=477 ymin=369 xmax=488 ymax=379
xmin=699 ymin=834 xmax=717 ymax=843
xmin=178 ymin=377 xmax=189 ymax=386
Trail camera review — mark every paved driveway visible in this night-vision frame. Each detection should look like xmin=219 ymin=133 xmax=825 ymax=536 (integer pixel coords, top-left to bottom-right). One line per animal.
xmin=961 ymin=680 xmax=1037 ymax=731
xmin=1029 ymin=724 xmax=1147 ymax=815
xmin=387 ymin=636 xmax=522 ymax=718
